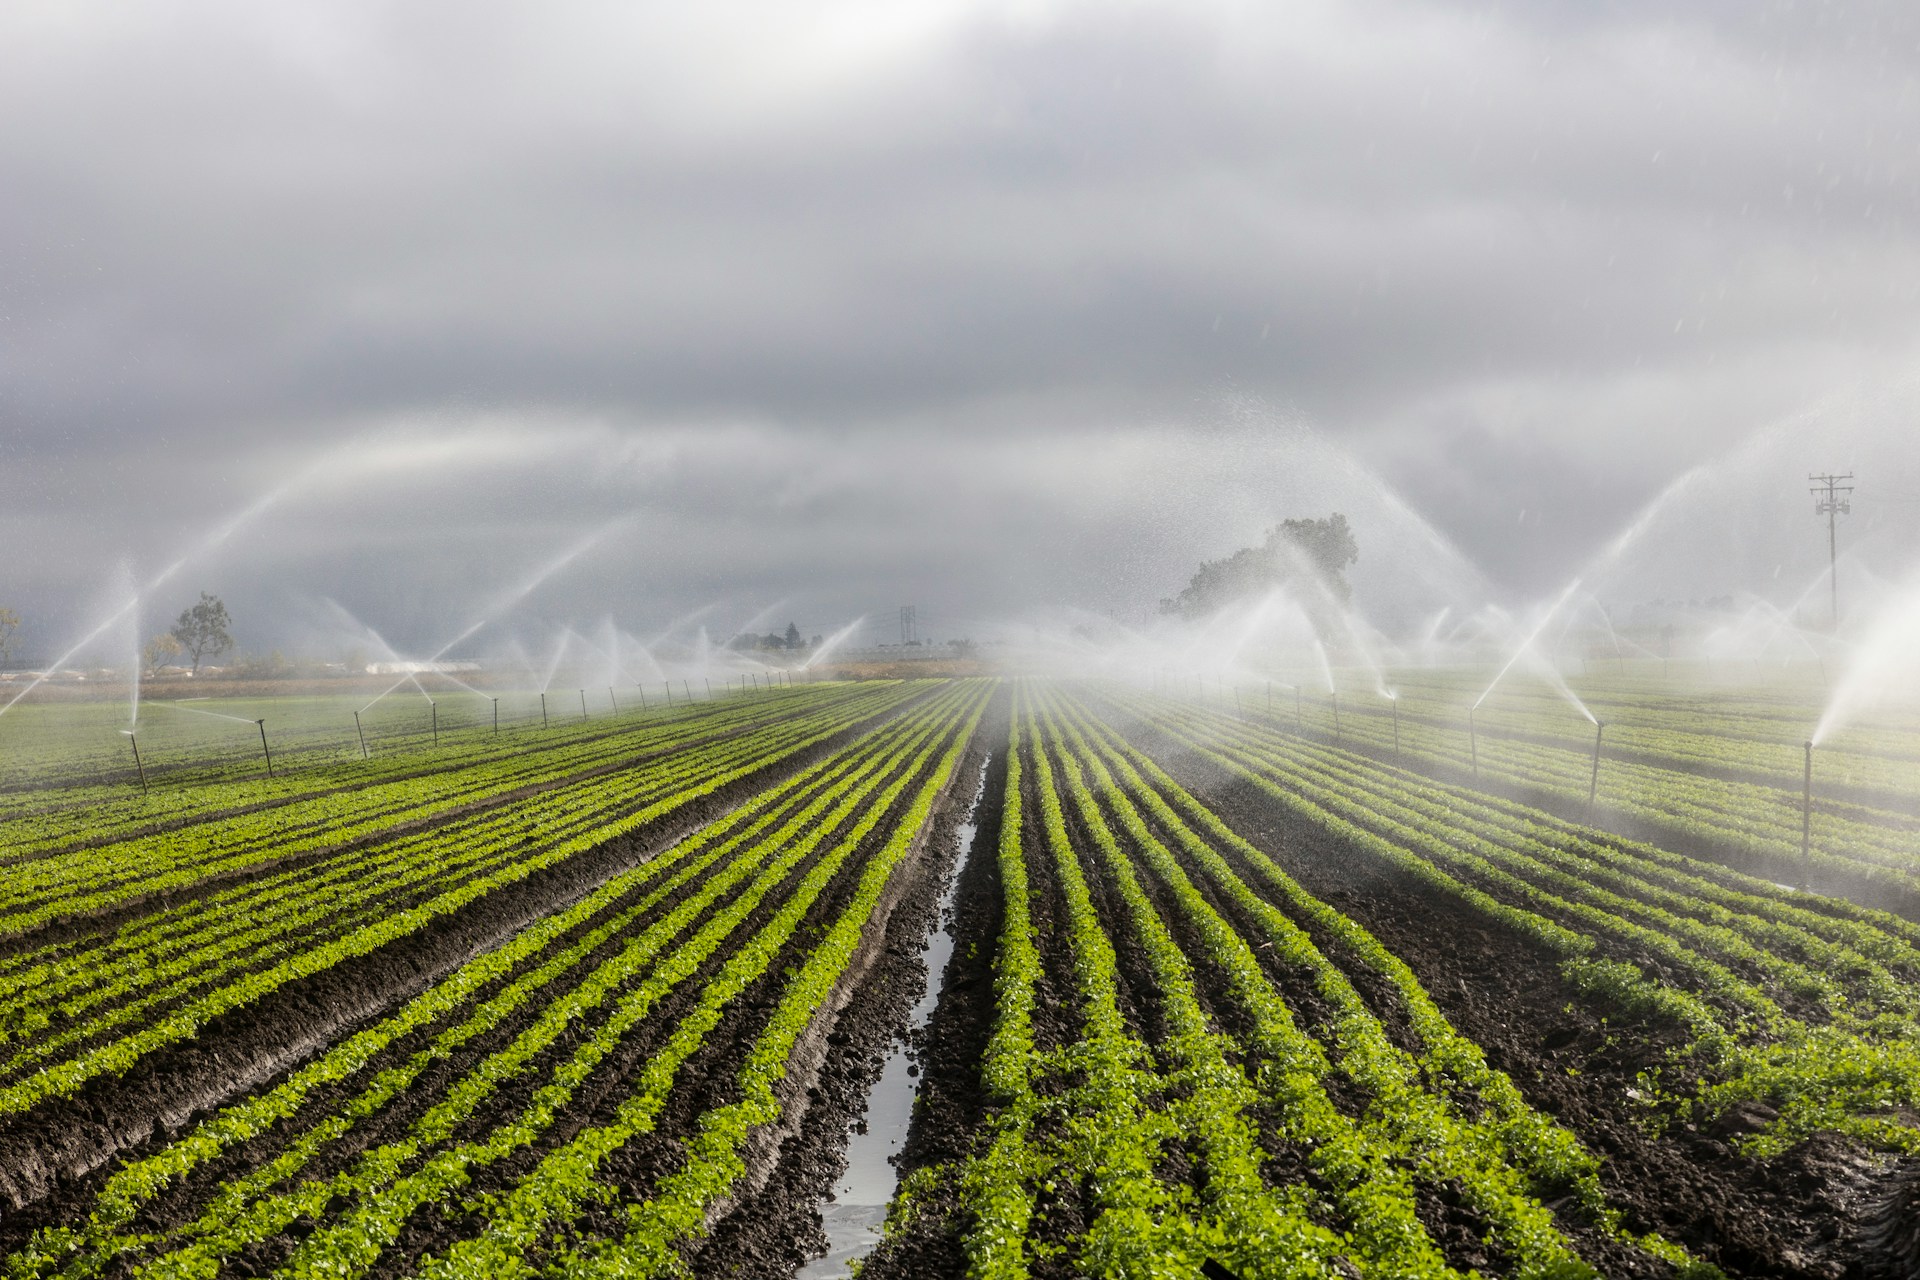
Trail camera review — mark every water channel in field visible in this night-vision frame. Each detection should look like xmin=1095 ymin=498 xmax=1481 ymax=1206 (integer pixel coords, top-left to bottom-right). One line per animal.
xmin=798 ymin=751 xmax=993 ymax=1279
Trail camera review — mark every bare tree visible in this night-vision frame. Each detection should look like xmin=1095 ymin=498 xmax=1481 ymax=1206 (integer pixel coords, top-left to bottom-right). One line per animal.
xmin=171 ymin=593 xmax=234 ymax=676
xmin=143 ymin=633 xmax=183 ymax=678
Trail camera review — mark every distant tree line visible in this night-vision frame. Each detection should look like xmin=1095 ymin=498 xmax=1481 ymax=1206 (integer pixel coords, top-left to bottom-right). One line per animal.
xmin=1160 ymin=513 xmax=1359 ymax=620
xmin=728 ymin=622 xmax=820 ymax=653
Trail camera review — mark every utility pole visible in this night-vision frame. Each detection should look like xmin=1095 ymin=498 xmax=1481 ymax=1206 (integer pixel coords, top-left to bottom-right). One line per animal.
xmin=1809 ymin=472 xmax=1853 ymax=629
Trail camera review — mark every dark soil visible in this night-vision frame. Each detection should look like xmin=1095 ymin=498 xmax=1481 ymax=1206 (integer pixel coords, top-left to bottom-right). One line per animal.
xmin=689 ymin=691 xmax=1005 ymax=1278
xmin=0 ymin=686 xmax=935 ymax=1216
xmin=1177 ymin=756 xmax=1895 ymax=1280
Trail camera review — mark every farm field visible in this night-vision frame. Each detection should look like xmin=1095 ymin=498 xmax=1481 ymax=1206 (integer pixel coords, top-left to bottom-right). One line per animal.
xmin=1200 ymin=668 xmax=1920 ymax=905
xmin=0 ymin=676 xmax=1915 ymax=1278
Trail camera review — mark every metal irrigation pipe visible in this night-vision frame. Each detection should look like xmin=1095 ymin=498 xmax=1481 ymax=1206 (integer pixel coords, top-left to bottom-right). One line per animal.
xmin=1587 ymin=721 xmax=1604 ymax=806
xmin=126 ymin=731 xmax=148 ymax=793
xmin=1802 ymin=740 xmax=1814 ymax=887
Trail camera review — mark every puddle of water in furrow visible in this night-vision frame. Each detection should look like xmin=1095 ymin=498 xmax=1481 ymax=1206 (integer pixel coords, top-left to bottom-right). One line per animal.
xmin=797 ymin=752 xmax=992 ymax=1280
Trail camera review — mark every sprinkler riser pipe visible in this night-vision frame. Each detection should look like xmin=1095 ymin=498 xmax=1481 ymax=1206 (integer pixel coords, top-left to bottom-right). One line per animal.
xmin=1802 ymin=740 xmax=1814 ymax=886
xmin=354 ymin=710 xmax=369 ymax=759
xmin=129 ymin=732 xmax=148 ymax=794
xmin=540 ymin=693 xmax=549 ymax=728
xmin=1468 ymin=710 xmax=1479 ymax=778
xmin=431 ymin=702 xmax=438 ymax=748
xmin=1588 ymin=721 xmax=1604 ymax=806
xmin=580 ymin=689 xmax=588 ymax=721
xmin=256 ymin=720 xmax=273 ymax=778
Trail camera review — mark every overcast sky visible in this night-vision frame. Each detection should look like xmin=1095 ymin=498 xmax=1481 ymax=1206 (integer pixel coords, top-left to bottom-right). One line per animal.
xmin=4 ymin=0 xmax=1920 ymax=659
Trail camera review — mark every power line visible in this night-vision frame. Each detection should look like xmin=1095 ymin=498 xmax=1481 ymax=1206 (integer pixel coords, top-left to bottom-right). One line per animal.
xmin=1809 ymin=471 xmax=1853 ymax=629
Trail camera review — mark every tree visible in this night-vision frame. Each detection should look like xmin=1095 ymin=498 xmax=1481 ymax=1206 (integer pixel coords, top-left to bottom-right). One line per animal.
xmin=1159 ymin=513 xmax=1359 ymax=620
xmin=0 ymin=607 xmax=17 ymax=668
xmin=783 ymin=622 xmax=802 ymax=650
xmin=171 ymin=593 xmax=234 ymax=675
xmin=142 ymin=633 xmax=183 ymax=678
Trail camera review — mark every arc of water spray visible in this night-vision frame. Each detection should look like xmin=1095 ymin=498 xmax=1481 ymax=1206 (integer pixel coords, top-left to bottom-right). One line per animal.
xmin=1 ymin=466 xmax=319 ymax=719
xmin=1475 ymin=577 xmax=1597 ymax=724
xmin=802 ymin=616 xmax=867 ymax=670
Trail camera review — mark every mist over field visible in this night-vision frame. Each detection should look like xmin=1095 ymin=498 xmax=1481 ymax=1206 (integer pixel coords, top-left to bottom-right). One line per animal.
xmin=4 ymin=1 xmax=1920 ymax=667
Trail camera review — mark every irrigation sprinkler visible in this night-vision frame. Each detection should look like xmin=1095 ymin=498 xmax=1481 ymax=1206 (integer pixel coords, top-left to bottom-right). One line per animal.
xmin=705 ymin=678 xmax=712 ymax=700
xmin=664 ymin=681 xmax=673 ymax=706
xmin=491 ymin=699 xmax=499 ymax=735
xmin=540 ymin=693 xmax=549 ymax=728
xmin=683 ymin=680 xmax=693 ymax=703
xmin=255 ymin=720 xmax=274 ymax=778
xmin=1587 ymin=721 xmax=1604 ymax=806
xmin=609 ymin=686 xmax=618 ymax=715
xmin=1468 ymin=710 xmax=1479 ymax=779
xmin=1392 ymin=698 xmax=1400 ymax=758
xmin=1330 ymin=693 xmax=1340 ymax=747
xmin=431 ymin=701 xmax=438 ymax=749
xmin=636 ymin=684 xmax=647 ymax=710
xmin=353 ymin=710 xmax=369 ymax=759
xmin=123 ymin=730 xmax=148 ymax=794
xmin=1802 ymin=740 xmax=1814 ymax=887
xmin=579 ymin=689 xmax=589 ymax=721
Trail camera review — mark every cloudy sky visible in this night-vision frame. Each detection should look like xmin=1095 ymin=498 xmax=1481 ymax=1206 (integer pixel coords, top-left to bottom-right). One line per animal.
xmin=4 ymin=0 xmax=1920 ymax=658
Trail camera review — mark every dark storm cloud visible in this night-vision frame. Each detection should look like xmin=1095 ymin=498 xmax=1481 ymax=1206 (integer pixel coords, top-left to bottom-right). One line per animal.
xmin=4 ymin=0 xmax=1920 ymax=654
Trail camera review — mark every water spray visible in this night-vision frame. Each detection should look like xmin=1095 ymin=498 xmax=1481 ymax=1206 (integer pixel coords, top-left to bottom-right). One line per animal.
xmin=1587 ymin=721 xmax=1604 ymax=807
xmin=1330 ymin=693 xmax=1340 ymax=747
xmin=256 ymin=720 xmax=274 ymax=778
xmin=121 ymin=730 xmax=148 ymax=794
xmin=354 ymin=711 xmax=369 ymax=759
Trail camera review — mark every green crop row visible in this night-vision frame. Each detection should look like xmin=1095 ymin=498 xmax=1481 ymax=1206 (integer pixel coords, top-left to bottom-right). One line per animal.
xmin=1117 ymin=688 xmax=1920 ymax=1160
xmin=0 ymin=689 xmax=903 ymax=1079
xmin=2 ymin=682 xmax=983 ymax=1279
